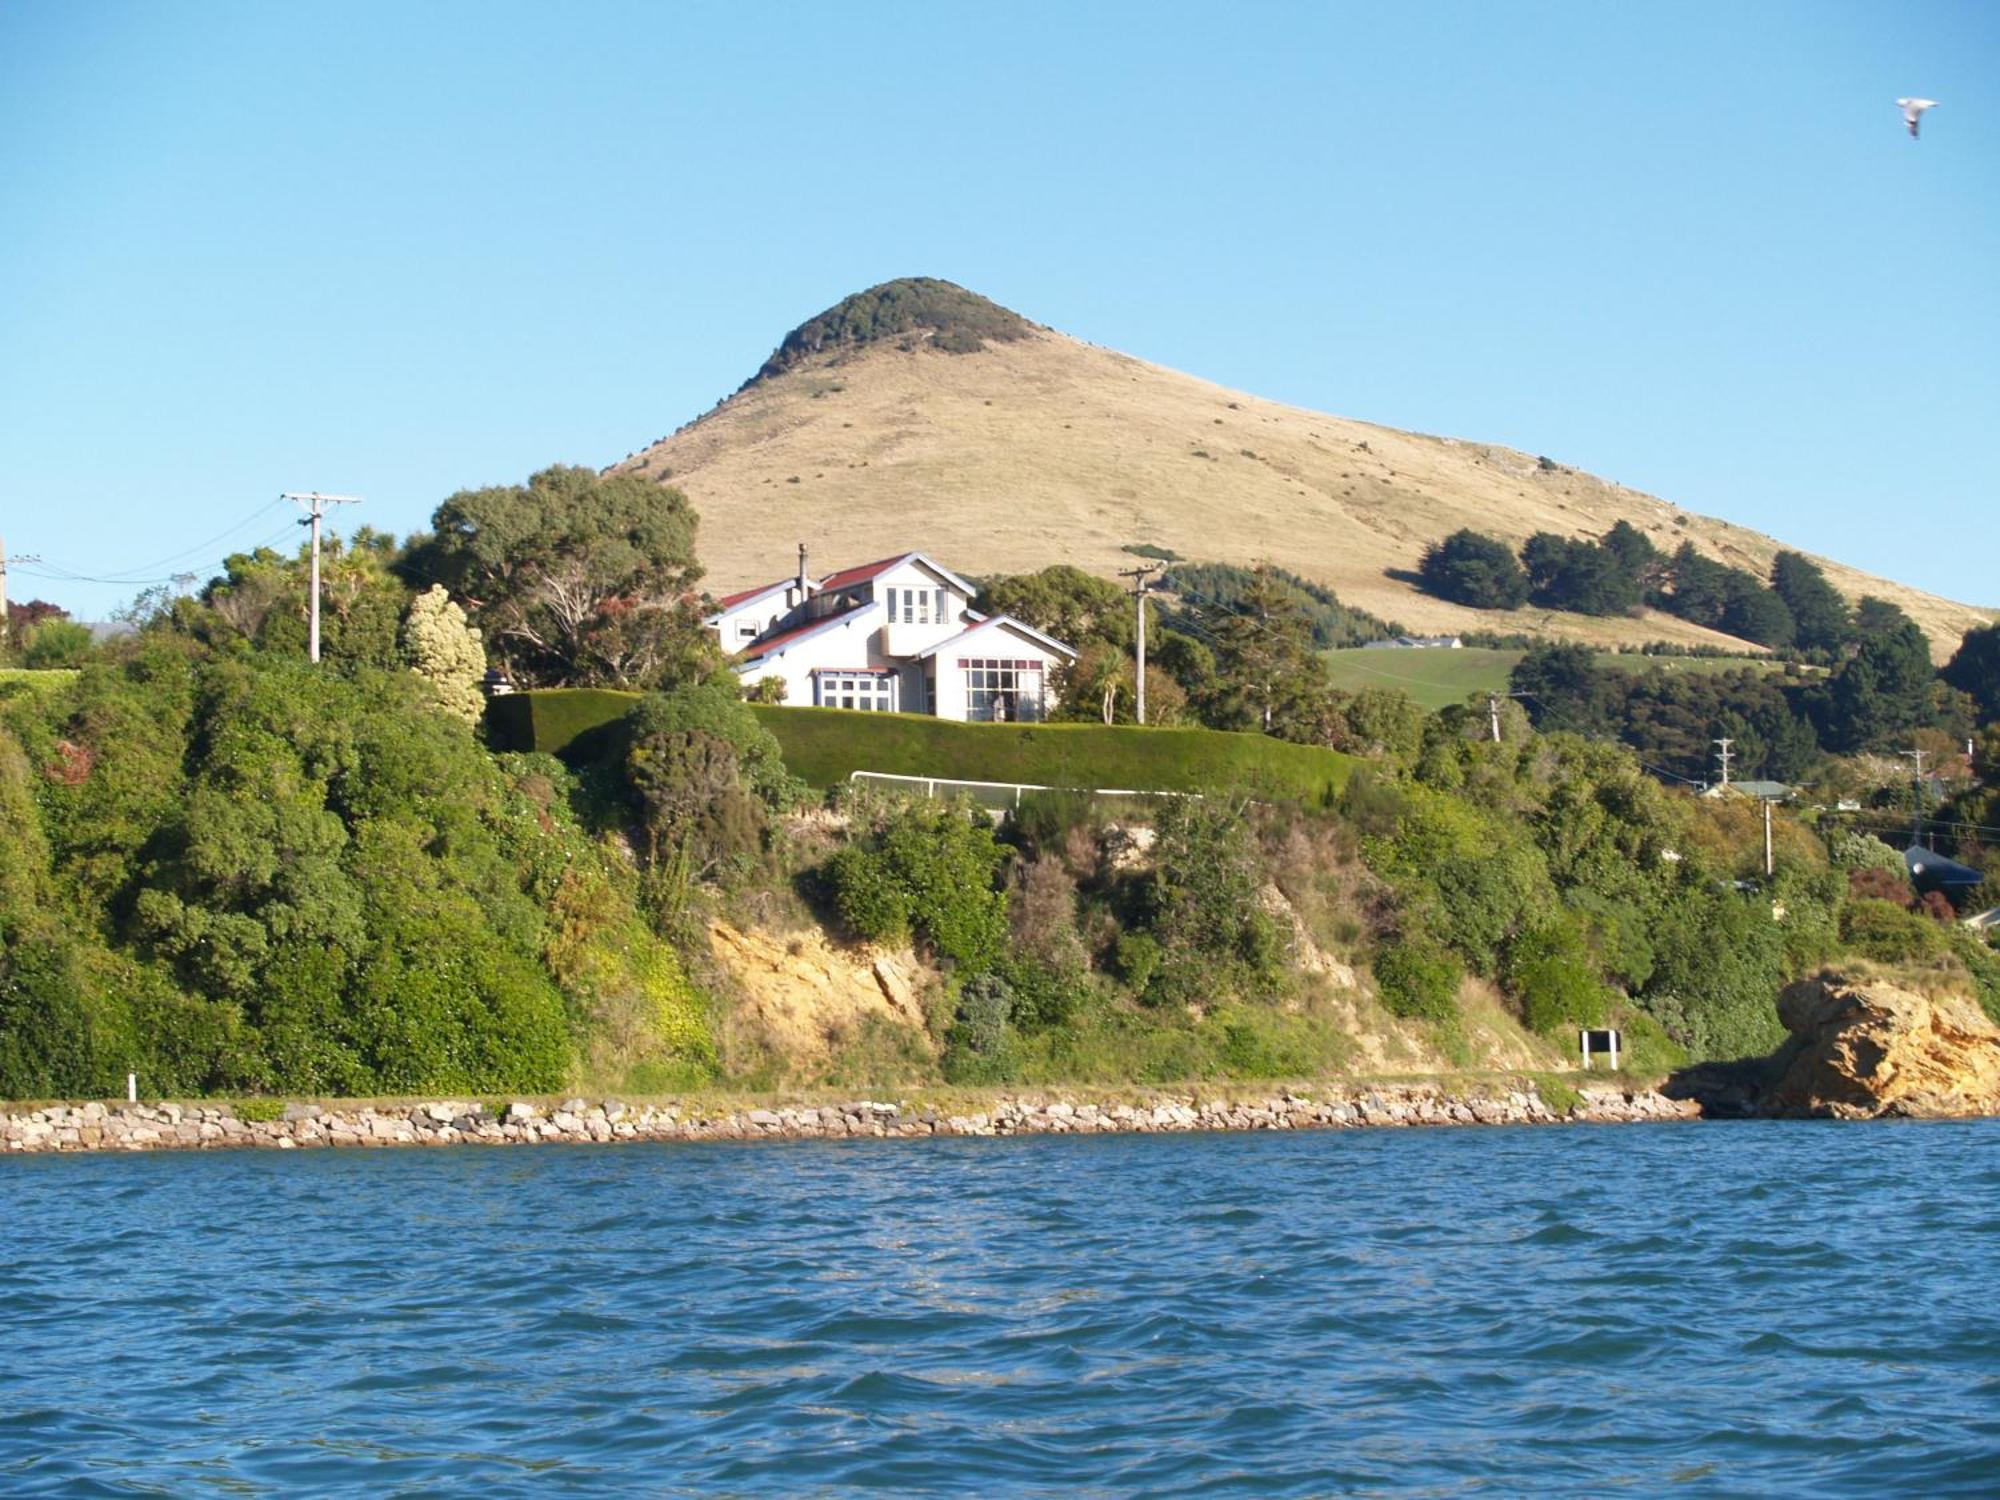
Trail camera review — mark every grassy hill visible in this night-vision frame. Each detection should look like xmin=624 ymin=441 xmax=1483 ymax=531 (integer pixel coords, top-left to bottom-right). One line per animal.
xmin=612 ymin=280 xmax=1993 ymax=662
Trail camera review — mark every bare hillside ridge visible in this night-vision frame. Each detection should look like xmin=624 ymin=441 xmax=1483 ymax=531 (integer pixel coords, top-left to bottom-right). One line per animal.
xmin=614 ymin=328 xmax=1993 ymax=659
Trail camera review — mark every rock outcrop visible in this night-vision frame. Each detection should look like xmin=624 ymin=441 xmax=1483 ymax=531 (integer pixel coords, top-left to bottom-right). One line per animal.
xmin=1765 ymin=970 xmax=2000 ymax=1119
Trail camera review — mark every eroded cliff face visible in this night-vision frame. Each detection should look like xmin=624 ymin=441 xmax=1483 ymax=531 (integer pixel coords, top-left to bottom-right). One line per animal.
xmin=1766 ymin=971 xmax=2000 ymax=1119
xmin=707 ymin=920 xmax=936 ymax=1077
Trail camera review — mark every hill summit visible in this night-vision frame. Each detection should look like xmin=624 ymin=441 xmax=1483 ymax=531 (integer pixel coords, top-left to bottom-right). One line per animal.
xmin=746 ymin=277 xmax=1036 ymax=387
xmin=619 ymin=280 xmax=1994 ymax=658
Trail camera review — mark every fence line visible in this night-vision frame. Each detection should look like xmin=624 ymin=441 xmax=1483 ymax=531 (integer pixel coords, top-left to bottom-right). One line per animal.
xmin=846 ymin=770 xmax=1200 ymax=808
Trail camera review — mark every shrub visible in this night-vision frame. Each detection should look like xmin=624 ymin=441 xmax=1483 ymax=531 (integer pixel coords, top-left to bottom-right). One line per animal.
xmin=1505 ymin=920 xmax=1611 ymax=1034
xmin=1373 ymin=939 xmax=1463 ymax=1023
xmin=23 ymin=620 xmax=95 ymax=670
xmin=942 ymin=971 xmax=1018 ymax=1084
xmin=232 ymin=1097 xmax=285 ymax=1122
xmin=828 ymin=803 xmax=1009 ymax=970
xmin=1846 ymin=866 xmax=1914 ymax=907
xmin=1841 ymin=898 xmax=1947 ymax=964
xmin=1113 ymin=931 xmax=1162 ymax=993
xmin=1641 ymin=885 xmax=1787 ymax=1060
xmin=827 ymin=844 xmax=913 ymax=944
xmin=401 ymin=585 xmax=486 ymax=723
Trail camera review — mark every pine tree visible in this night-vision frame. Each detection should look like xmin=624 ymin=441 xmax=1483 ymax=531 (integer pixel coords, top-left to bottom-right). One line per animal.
xmin=1769 ymin=552 xmax=1850 ymax=653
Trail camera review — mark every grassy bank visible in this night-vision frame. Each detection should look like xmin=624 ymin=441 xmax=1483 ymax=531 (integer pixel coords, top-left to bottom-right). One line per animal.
xmin=490 ymin=689 xmax=1360 ymax=802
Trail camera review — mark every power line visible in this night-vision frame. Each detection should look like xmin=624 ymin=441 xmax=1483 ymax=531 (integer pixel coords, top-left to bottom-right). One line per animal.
xmin=15 ymin=518 xmax=303 ymax=588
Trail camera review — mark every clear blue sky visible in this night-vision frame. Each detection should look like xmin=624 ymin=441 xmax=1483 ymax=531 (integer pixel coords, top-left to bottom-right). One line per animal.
xmin=3 ymin=0 xmax=1995 ymax=617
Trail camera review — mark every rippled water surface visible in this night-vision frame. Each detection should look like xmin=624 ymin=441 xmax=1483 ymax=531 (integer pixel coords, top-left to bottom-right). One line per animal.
xmin=4 ymin=1122 xmax=1999 ymax=1495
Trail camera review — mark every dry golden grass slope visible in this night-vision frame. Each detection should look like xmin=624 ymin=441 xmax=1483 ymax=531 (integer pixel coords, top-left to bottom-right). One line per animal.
xmin=613 ymin=326 xmax=1993 ymax=658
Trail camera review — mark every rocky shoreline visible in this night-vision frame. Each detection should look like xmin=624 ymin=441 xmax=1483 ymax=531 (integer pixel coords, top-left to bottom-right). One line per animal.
xmin=1 ymin=1080 xmax=1700 ymax=1156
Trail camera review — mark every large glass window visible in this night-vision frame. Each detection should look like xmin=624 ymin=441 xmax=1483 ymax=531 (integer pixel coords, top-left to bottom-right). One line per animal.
xmin=961 ymin=658 xmax=1044 ymax=722
xmin=816 ymin=672 xmax=896 ymax=711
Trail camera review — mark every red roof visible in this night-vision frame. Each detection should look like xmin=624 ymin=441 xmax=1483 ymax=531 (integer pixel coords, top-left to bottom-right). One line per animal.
xmin=713 ymin=579 xmax=789 ymax=610
xmin=738 ymin=602 xmax=871 ymax=661
xmin=816 ymin=553 xmax=916 ymax=592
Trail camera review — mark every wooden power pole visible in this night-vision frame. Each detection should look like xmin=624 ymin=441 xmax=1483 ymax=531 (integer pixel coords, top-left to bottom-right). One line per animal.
xmin=1117 ymin=563 xmax=1162 ymax=725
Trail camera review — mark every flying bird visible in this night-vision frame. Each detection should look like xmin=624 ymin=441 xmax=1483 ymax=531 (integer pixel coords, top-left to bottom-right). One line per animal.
xmin=1897 ymin=97 xmax=1938 ymax=138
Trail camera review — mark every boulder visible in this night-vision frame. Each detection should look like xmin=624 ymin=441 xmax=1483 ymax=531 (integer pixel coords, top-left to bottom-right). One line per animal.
xmin=1767 ymin=970 xmax=2000 ymax=1119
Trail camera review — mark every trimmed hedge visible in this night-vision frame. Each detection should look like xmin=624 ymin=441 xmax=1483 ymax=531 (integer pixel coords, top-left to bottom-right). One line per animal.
xmin=490 ymin=690 xmax=1358 ymax=803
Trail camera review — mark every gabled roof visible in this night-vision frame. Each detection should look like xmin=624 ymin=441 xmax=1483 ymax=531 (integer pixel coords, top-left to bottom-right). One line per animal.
xmin=737 ymin=601 xmax=874 ymax=663
xmin=712 ymin=579 xmax=792 ymax=613
xmin=913 ymin=613 xmax=1077 ymax=661
xmin=819 ymin=551 xmax=977 ymax=597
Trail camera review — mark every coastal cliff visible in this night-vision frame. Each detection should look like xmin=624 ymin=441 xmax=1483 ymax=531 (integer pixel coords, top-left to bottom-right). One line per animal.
xmin=1764 ymin=970 xmax=2000 ymax=1119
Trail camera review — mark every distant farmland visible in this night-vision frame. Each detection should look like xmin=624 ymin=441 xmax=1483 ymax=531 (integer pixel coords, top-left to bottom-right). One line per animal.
xmin=1321 ymin=647 xmax=1804 ymax=712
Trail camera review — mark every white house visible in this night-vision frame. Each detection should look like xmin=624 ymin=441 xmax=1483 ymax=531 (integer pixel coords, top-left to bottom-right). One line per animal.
xmin=706 ymin=548 xmax=1077 ymax=720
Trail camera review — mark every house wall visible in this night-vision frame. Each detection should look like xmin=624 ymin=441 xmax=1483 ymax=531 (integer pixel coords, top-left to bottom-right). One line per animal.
xmin=738 ymin=606 xmax=891 ymax=707
xmin=873 ymin=560 xmax=973 ymax=659
xmin=925 ymin=623 xmax=1071 ymax=722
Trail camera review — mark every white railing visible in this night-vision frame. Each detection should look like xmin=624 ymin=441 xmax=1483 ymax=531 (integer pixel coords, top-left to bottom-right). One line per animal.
xmin=846 ymin=771 xmax=1197 ymax=809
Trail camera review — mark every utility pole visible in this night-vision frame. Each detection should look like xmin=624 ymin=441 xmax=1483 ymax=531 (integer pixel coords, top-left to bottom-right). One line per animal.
xmin=282 ymin=493 xmax=360 ymax=663
xmin=1488 ymin=693 xmax=1504 ymax=743
xmin=1901 ymin=748 xmax=1928 ymax=847
xmin=1117 ymin=563 xmax=1162 ymax=725
xmin=1712 ymin=736 xmax=1735 ymax=791
xmin=1763 ymin=797 xmax=1774 ymax=878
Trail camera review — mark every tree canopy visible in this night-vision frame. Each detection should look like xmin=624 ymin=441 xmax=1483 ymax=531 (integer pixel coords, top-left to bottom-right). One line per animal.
xmin=1418 ymin=530 xmax=1530 ymax=610
xmin=409 ymin=465 xmax=715 ymax=689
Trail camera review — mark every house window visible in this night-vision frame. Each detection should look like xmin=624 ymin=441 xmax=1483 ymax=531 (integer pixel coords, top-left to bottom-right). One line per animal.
xmin=935 ymin=587 xmax=947 ymax=623
xmin=961 ymin=658 xmax=1043 ymax=722
xmin=737 ymin=621 xmax=759 ymax=640
xmin=816 ymin=672 xmax=896 ymax=712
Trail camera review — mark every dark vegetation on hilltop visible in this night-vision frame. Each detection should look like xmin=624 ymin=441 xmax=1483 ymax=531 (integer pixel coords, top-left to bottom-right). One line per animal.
xmin=747 ymin=277 xmax=1036 ymax=387
xmin=3 ymin=467 xmax=1998 ymax=1104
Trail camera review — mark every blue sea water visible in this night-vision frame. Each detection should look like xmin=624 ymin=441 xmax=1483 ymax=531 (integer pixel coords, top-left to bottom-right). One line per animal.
xmin=2 ymin=1121 xmax=1998 ymax=1496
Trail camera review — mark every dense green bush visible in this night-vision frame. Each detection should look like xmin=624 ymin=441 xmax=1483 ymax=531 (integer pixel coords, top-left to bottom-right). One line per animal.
xmin=1640 ymin=884 xmax=1787 ymax=1060
xmin=1373 ymin=939 xmax=1463 ymax=1023
xmin=828 ymin=802 xmax=1010 ymax=971
xmin=1142 ymin=798 xmax=1282 ymax=1005
xmin=1505 ymin=919 xmax=1611 ymax=1034
xmin=1840 ymin=898 xmax=1947 ymax=964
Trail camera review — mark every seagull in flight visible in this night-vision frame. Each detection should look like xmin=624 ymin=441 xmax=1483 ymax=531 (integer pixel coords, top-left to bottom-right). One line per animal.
xmin=1897 ymin=97 xmax=1938 ymax=138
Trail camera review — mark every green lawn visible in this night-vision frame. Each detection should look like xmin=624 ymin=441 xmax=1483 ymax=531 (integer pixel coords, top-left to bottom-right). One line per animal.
xmin=1321 ymin=647 xmax=1801 ymax=712
xmin=1320 ymin=648 xmax=1524 ymax=711
xmin=490 ymin=689 xmax=1358 ymax=804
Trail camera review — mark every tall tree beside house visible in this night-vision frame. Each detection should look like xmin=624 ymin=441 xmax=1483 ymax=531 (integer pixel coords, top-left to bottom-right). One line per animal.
xmin=401 ymin=584 xmax=486 ymax=724
xmin=975 ymin=565 xmax=1134 ymax=651
xmin=408 ymin=465 xmax=717 ymax=690
xmin=1198 ymin=568 xmax=1340 ymax=741
xmin=1769 ymin=551 xmax=1851 ymax=654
